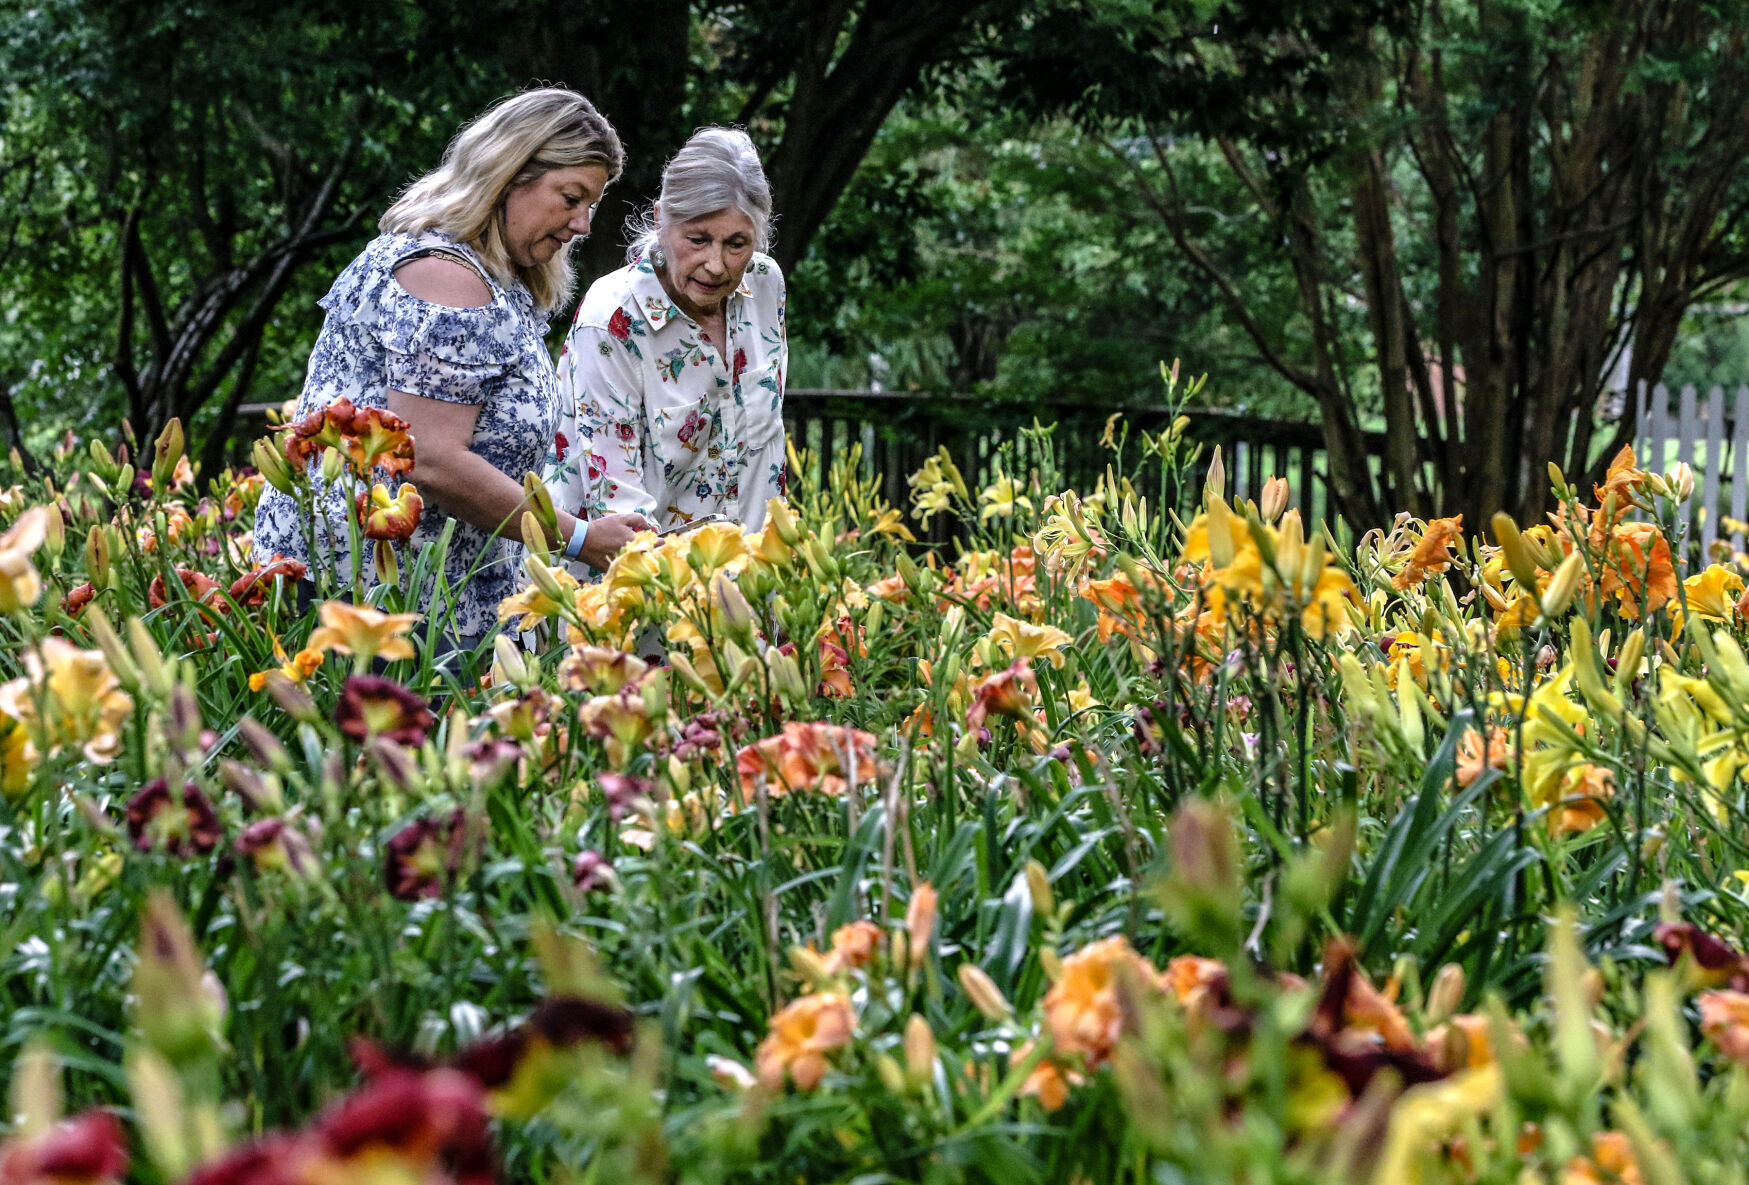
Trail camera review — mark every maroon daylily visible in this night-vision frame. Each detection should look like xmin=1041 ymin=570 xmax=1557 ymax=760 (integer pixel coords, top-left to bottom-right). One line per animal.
xmin=126 ymin=778 xmax=223 ymax=856
xmin=335 ymin=676 xmax=434 ymax=746
xmin=383 ymin=809 xmax=471 ymax=901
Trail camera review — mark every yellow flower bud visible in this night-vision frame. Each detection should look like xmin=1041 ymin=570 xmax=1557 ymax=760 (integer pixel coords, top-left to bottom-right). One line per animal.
xmin=904 ymin=1014 xmax=936 ymax=1087
xmin=1025 ymin=859 xmax=1055 ymax=918
xmin=1204 ymin=445 xmax=1226 ymax=506
xmin=151 ymin=417 xmax=185 ymax=495
xmin=1540 ymin=551 xmax=1586 ymax=619
xmin=1490 ymin=512 xmax=1543 ymax=591
xmin=957 ymin=963 xmax=1012 ymax=1021
xmin=1425 ymin=963 xmax=1465 ymax=1023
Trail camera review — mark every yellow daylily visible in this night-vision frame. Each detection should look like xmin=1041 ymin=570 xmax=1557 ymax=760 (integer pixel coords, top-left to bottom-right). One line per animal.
xmin=985 ymin=612 xmax=1072 ymax=669
xmin=304 ymin=601 xmax=421 ymax=666
xmin=978 ymin=476 xmax=1033 ymax=522
xmin=1685 ymin=564 xmax=1744 ymax=623
xmin=0 ymin=505 xmax=49 ymax=614
xmin=0 ymin=638 xmax=134 ymax=764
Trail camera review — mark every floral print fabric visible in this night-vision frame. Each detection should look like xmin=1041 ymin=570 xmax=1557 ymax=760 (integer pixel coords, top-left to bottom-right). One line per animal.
xmin=253 ymin=231 xmax=558 ymax=638
xmin=545 ymin=251 xmax=788 ymax=537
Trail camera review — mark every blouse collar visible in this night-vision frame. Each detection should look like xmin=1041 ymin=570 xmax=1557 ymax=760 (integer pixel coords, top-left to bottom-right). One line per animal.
xmin=628 ymin=252 xmax=754 ymax=333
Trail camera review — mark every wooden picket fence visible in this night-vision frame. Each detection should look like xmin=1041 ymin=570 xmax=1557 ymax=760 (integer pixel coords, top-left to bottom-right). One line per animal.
xmin=1633 ymin=381 xmax=1749 ymax=558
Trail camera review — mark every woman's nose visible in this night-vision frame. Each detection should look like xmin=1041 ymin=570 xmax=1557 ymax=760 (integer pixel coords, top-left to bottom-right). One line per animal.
xmin=569 ymin=209 xmax=592 ymax=235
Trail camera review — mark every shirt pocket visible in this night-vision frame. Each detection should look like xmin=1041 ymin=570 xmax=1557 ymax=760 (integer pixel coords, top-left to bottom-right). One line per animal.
xmin=735 ymin=357 xmax=784 ymax=444
xmin=649 ymin=394 xmax=717 ymax=481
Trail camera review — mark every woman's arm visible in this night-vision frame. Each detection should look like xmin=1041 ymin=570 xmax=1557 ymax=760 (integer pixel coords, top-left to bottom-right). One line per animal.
xmin=389 ymin=258 xmax=651 ymax=568
xmin=386 ymin=391 xmax=649 ymax=570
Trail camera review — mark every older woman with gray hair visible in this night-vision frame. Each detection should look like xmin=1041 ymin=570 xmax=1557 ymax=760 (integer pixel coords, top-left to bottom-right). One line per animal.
xmin=545 ymin=126 xmax=787 ymax=542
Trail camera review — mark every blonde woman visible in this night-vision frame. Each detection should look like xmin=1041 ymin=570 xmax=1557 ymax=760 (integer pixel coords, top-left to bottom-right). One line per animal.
xmin=545 ymin=127 xmax=787 ymax=544
xmin=253 ymin=88 xmax=651 ymax=649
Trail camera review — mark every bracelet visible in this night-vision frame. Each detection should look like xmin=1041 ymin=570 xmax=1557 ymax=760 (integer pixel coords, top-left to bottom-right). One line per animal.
xmin=563 ymin=517 xmax=588 ymax=561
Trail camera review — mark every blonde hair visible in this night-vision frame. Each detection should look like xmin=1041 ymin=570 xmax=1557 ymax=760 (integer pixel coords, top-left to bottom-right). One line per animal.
xmin=627 ymin=127 xmax=774 ymax=262
xmin=381 ymin=88 xmax=624 ymax=311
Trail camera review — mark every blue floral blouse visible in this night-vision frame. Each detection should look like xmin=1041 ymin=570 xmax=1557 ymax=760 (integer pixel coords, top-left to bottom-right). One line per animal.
xmin=253 ymin=230 xmax=557 ymax=638
xmin=544 ymin=251 xmax=788 ymax=535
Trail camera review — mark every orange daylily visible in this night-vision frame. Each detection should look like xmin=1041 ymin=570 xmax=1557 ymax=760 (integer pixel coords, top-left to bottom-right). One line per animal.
xmin=1391 ymin=515 xmax=1464 ymax=590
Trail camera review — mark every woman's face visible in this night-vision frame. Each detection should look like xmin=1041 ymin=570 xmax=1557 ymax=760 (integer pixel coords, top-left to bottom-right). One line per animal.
xmin=658 ymin=208 xmax=758 ymax=317
xmin=503 ymin=165 xmax=609 ymax=270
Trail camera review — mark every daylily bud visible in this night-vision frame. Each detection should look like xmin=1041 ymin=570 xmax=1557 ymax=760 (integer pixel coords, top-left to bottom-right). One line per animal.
xmin=904 ymin=1014 xmax=936 ymax=1087
xmin=876 ymin=1053 xmax=906 ymax=1095
xmin=114 ymin=464 xmax=135 ymax=498
xmin=1425 ymin=963 xmax=1465 ymax=1022
xmin=85 ymin=605 xmax=142 ymax=692
xmin=1666 ymin=462 xmax=1695 ymax=502
xmin=1491 ymin=512 xmax=1543 ymax=590
xmin=766 ymin=647 xmax=807 ymax=702
xmin=1540 ymin=551 xmax=1586 ymax=619
xmin=768 ymin=497 xmax=802 ymax=546
xmin=712 ymin=571 xmax=755 ymax=643
xmin=263 ymin=671 xmax=319 ymax=724
xmin=789 ymin=944 xmax=832 ymax=988
xmin=42 ymin=502 xmax=64 ymax=565
xmin=666 ymin=651 xmax=713 ymax=696
xmin=1258 ymin=476 xmax=1289 ymax=523
xmin=1024 ymin=859 xmax=1055 ymax=919
xmin=320 ymin=445 xmax=344 ymax=484
xmin=252 ymin=437 xmax=294 ymax=494
xmin=1614 ymin=629 xmax=1647 ymax=697
xmin=521 ymin=510 xmax=552 ymax=561
xmin=1040 ymin=948 xmax=1064 ymax=983
xmin=957 ymin=963 xmax=1012 ymax=1020
xmin=373 ymin=539 xmax=399 ymax=584
xmin=1396 ymin=660 xmax=1424 ymax=751
xmin=525 ymin=553 xmax=570 ymax=604
xmin=85 ymin=524 xmax=112 ymax=588
xmin=151 ymin=418 xmax=185 ymax=495
xmin=129 ymin=617 xmax=175 ymax=698
xmin=522 ymin=470 xmax=557 ymax=532
xmin=493 ymin=634 xmax=532 ymax=690
xmin=1204 ymin=446 xmax=1226 ymax=505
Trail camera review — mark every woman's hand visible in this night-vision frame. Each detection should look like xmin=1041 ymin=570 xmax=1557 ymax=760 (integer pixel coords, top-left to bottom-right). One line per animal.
xmin=580 ymin=512 xmax=655 ymax=570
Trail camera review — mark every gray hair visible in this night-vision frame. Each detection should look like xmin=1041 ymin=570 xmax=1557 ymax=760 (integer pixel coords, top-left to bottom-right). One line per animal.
xmin=628 ymin=127 xmax=774 ymax=262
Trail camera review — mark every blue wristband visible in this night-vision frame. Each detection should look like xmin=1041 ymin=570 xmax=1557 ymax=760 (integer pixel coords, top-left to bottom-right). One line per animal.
xmin=563 ymin=517 xmax=588 ymax=561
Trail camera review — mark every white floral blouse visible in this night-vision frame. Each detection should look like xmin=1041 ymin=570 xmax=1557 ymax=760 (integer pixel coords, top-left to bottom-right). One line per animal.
xmin=544 ymin=250 xmax=788 ymax=536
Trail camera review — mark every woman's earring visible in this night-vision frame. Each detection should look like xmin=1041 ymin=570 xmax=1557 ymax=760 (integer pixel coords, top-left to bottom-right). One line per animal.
xmin=651 ymin=244 xmax=667 ymax=270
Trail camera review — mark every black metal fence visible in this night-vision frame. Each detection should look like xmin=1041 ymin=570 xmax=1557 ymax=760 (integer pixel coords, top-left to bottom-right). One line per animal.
xmin=781 ymin=390 xmax=1376 ymax=534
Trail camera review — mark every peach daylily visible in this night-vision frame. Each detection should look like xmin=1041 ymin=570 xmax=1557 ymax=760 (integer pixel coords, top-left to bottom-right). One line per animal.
xmin=305 ymin=601 xmax=421 ymax=666
xmin=1013 ymin=1039 xmax=1081 ymax=1111
xmin=820 ymin=921 xmax=883 ymax=975
xmin=735 ymin=722 xmax=883 ymax=799
xmin=1698 ymin=989 xmax=1749 ymax=1065
xmin=1455 ymin=726 xmax=1512 ymax=789
xmin=1043 ymin=936 xmax=1159 ymax=1066
xmin=754 ymin=991 xmax=855 ymax=1090
xmin=1601 ymin=522 xmax=1677 ymax=619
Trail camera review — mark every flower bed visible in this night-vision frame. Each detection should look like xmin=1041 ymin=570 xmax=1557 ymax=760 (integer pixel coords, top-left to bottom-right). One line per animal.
xmin=2 ymin=402 xmax=1749 ymax=1183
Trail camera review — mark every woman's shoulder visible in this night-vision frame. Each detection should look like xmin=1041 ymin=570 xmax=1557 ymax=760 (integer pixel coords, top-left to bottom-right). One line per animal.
xmin=572 ymin=260 xmax=649 ymax=329
xmin=318 ymin=230 xmax=521 ymax=364
xmin=741 ymin=251 xmax=785 ymax=308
